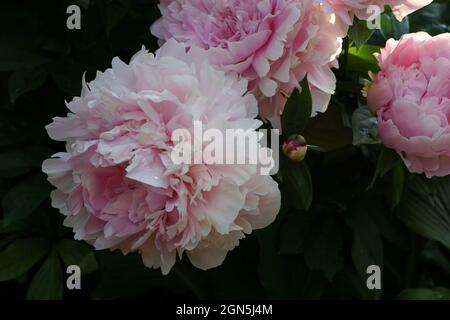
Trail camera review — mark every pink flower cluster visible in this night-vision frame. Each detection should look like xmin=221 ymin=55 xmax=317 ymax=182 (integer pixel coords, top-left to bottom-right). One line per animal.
xmin=151 ymin=0 xmax=348 ymax=127
xmin=368 ymin=32 xmax=450 ymax=177
xmin=42 ymin=0 xmax=442 ymax=274
xmin=150 ymin=0 xmax=432 ymax=127
xmin=43 ymin=40 xmax=280 ymax=274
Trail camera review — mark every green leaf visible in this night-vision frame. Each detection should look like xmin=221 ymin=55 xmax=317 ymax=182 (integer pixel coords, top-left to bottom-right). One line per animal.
xmin=278 ymin=207 xmax=345 ymax=281
xmin=278 ymin=214 xmax=311 ymax=255
xmin=50 ymin=60 xmax=83 ymax=98
xmin=256 ymin=220 xmax=325 ymax=299
xmin=57 ymin=240 xmax=98 ymax=275
xmin=26 ymin=251 xmax=63 ymax=300
xmin=0 ymin=146 xmax=54 ymax=178
xmin=376 ymin=148 xmax=401 ymax=177
xmin=2 ymin=173 xmax=52 ymax=227
xmin=380 ymin=13 xmax=393 ymax=38
xmin=303 ymin=215 xmax=344 ymax=281
xmin=351 ymin=105 xmax=380 ymax=146
xmin=8 ymin=67 xmax=47 ymax=104
xmin=0 ymin=49 xmax=52 ymax=73
xmin=281 ymin=78 xmax=312 ymax=136
xmin=409 ymin=3 xmax=450 ymax=35
xmin=397 ymin=288 xmax=450 ymax=300
xmin=397 ymin=176 xmax=450 ymax=249
xmin=348 ymin=18 xmax=375 ymax=49
xmin=368 ymin=147 xmax=401 ymax=189
xmin=346 ymin=207 xmax=383 ymax=282
xmin=367 ymin=200 xmax=409 ymax=250
xmin=421 ymin=242 xmax=450 ymax=275
xmin=380 ymin=13 xmax=410 ymax=40
xmin=0 ymin=238 xmax=50 ymax=281
xmin=390 ymin=162 xmax=405 ymax=208
xmin=97 ymin=0 xmax=131 ymax=36
xmin=284 ymin=161 xmax=313 ymax=211
xmin=348 ymin=45 xmax=380 ymax=73
xmin=392 ymin=16 xmax=410 ymax=39
xmin=333 ymin=269 xmax=375 ymax=299
xmin=303 ymin=104 xmax=353 ymax=151
xmin=0 ymin=231 xmax=31 ymax=250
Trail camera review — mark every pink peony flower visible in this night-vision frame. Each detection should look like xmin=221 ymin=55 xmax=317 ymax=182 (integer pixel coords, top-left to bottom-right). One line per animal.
xmin=42 ymin=39 xmax=281 ymax=274
xmin=316 ymin=0 xmax=433 ymax=25
xmin=367 ymin=32 xmax=450 ymax=178
xmin=151 ymin=0 xmax=348 ymax=127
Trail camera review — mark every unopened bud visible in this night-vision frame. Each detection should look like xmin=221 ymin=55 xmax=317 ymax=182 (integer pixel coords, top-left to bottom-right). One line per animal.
xmin=282 ymin=134 xmax=307 ymax=162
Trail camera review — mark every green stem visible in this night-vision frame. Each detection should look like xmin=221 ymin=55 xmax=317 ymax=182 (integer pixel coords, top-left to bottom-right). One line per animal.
xmin=307 ymin=145 xmax=326 ymax=153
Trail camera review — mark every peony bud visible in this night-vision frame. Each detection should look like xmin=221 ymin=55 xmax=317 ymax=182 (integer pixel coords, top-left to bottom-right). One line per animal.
xmin=282 ymin=134 xmax=308 ymax=162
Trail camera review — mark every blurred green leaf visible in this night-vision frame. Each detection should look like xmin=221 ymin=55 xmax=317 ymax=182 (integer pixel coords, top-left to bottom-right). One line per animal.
xmin=50 ymin=60 xmax=83 ymax=98
xmin=0 ymin=238 xmax=50 ymax=281
xmin=380 ymin=13 xmax=393 ymax=38
xmin=97 ymin=0 xmax=131 ymax=36
xmin=26 ymin=251 xmax=63 ymax=300
xmin=57 ymin=240 xmax=98 ymax=275
xmin=348 ymin=18 xmax=375 ymax=49
xmin=397 ymin=287 xmax=450 ymax=300
xmin=0 ymin=146 xmax=54 ymax=178
xmin=347 ymin=44 xmax=380 ymax=73
xmin=0 ymin=231 xmax=32 ymax=250
xmin=303 ymin=215 xmax=344 ymax=281
xmin=397 ymin=176 xmax=450 ymax=249
xmin=380 ymin=13 xmax=410 ymax=40
xmin=256 ymin=220 xmax=325 ymax=299
xmin=368 ymin=147 xmax=401 ymax=189
xmin=0 ymin=49 xmax=52 ymax=73
xmin=284 ymin=161 xmax=313 ymax=211
xmin=409 ymin=3 xmax=450 ymax=35
xmin=2 ymin=173 xmax=52 ymax=227
xmin=421 ymin=242 xmax=450 ymax=275
xmin=332 ymin=269 xmax=375 ymax=299
xmin=282 ymin=79 xmax=312 ymax=136
xmin=278 ymin=214 xmax=311 ymax=255
xmin=279 ymin=211 xmax=344 ymax=281
xmin=368 ymin=200 xmax=409 ymax=250
xmin=346 ymin=207 xmax=383 ymax=282
xmin=390 ymin=162 xmax=405 ymax=209
xmin=392 ymin=16 xmax=410 ymax=39
xmin=8 ymin=67 xmax=47 ymax=104
xmin=303 ymin=104 xmax=353 ymax=151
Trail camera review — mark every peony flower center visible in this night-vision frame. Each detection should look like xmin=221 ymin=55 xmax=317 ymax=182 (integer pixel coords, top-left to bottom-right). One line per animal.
xmin=203 ymin=1 xmax=263 ymax=48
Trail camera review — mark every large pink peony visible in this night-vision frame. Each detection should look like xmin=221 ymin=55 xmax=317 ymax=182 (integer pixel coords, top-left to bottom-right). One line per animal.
xmin=317 ymin=0 xmax=433 ymax=25
xmin=367 ymin=32 xmax=450 ymax=177
xmin=151 ymin=0 xmax=348 ymax=127
xmin=42 ymin=39 xmax=281 ymax=274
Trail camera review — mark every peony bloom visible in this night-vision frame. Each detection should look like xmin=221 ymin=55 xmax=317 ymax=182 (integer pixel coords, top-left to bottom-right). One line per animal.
xmin=316 ymin=0 xmax=433 ymax=25
xmin=367 ymin=32 xmax=450 ymax=177
xmin=42 ymin=39 xmax=281 ymax=274
xmin=151 ymin=0 xmax=348 ymax=128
